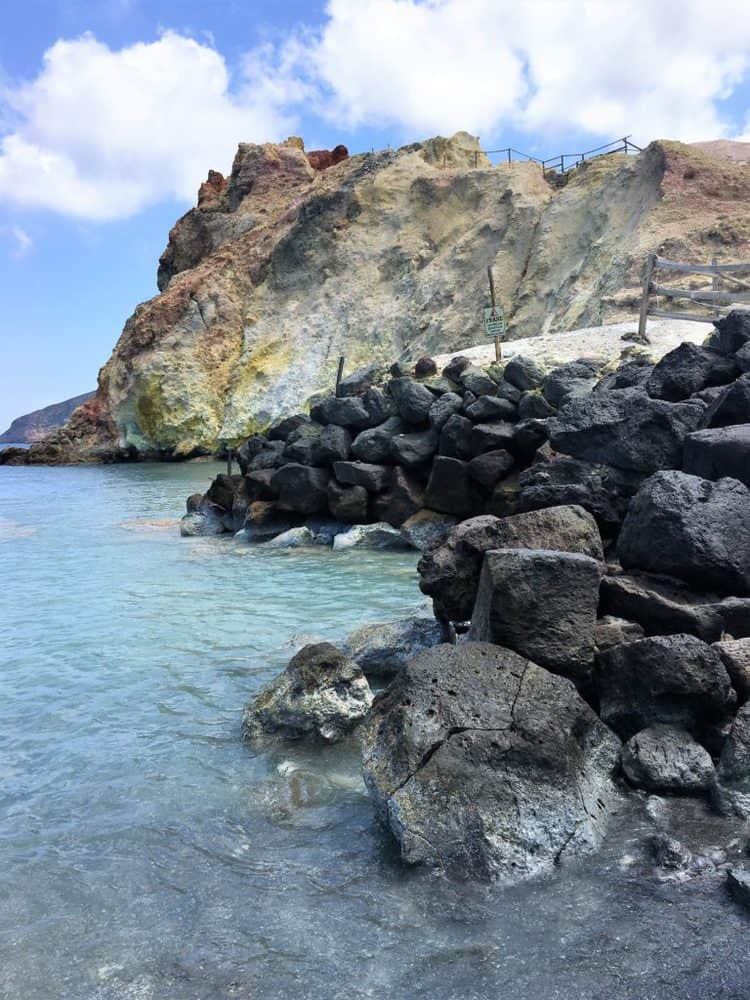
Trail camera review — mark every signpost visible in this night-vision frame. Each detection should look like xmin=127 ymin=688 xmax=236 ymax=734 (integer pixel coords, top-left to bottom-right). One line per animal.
xmin=484 ymin=265 xmax=505 ymax=361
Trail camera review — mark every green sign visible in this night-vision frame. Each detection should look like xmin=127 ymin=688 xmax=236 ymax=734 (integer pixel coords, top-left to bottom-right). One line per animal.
xmin=483 ymin=305 xmax=506 ymax=338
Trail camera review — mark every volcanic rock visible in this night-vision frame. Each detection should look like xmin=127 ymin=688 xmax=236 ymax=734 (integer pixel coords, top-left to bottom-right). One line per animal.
xmin=683 ymin=425 xmax=750 ymax=488
xmin=342 ymin=616 xmax=446 ymax=678
xmin=620 ymin=724 xmax=715 ymax=793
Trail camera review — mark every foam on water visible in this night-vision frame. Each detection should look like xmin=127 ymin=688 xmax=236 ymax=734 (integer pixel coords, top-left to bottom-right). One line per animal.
xmin=1 ymin=461 xmax=749 ymax=1000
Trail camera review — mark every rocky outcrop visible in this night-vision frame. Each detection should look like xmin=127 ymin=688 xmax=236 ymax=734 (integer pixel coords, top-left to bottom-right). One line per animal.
xmin=361 ymin=643 xmax=621 ymax=880
xmin=0 ymin=391 xmax=95 ymax=444
xmin=33 ymin=137 xmax=750 ymax=461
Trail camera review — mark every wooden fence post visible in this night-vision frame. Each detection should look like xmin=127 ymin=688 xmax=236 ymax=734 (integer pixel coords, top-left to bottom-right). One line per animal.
xmin=487 ymin=265 xmax=501 ymax=362
xmin=712 ymin=257 xmax=720 ymax=318
xmin=637 ymin=253 xmax=657 ymax=342
xmin=335 ymin=356 xmax=345 ymax=397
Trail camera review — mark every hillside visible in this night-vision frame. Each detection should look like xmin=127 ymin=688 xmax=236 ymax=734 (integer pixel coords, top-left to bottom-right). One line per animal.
xmin=0 ymin=391 xmax=95 ymax=444
xmin=26 ymin=132 xmax=750 ymax=462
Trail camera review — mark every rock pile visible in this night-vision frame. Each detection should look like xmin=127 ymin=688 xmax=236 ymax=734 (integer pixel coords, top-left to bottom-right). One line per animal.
xmin=229 ymin=310 xmax=750 ymax=881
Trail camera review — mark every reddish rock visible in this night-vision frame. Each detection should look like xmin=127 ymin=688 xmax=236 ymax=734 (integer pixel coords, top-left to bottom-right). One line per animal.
xmin=307 ymin=145 xmax=349 ymax=170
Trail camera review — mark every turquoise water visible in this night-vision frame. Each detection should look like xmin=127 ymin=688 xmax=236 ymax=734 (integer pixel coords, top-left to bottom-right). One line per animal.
xmin=1 ymin=462 xmax=748 ymax=1000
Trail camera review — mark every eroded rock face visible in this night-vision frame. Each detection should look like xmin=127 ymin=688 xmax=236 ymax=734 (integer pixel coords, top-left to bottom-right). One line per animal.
xmin=618 ymin=471 xmax=750 ymax=596
xmin=242 ymin=642 xmax=372 ymax=742
xmin=418 ymin=505 xmax=602 ymax=622
xmin=361 ymin=643 xmax=621 ymax=880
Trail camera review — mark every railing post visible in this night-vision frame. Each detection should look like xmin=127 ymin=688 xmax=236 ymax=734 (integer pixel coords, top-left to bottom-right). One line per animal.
xmin=712 ymin=258 xmax=720 ymax=318
xmin=335 ymin=356 xmax=345 ymax=397
xmin=637 ymin=253 xmax=657 ymax=343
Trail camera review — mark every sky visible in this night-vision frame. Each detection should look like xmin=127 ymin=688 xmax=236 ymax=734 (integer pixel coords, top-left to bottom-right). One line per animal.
xmin=1 ymin=0 xmax=750 ymax=431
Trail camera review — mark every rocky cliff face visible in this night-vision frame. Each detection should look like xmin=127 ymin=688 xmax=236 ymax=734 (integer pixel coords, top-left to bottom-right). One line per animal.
xmin=31 ymin=133 xmax=750 ymax=461
xmin=0 ymin=391 xmax=95 ymax=444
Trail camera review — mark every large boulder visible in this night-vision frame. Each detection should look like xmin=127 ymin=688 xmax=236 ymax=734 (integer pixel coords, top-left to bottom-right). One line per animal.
xmin=337 ymin=362 xmax=385 ymax=397
xmin=179 ymin=509 xmax=226 ymax=536
xmin=311 ymin=424 xmax=351 ymax=465
xmin=465 ymin=396 xmax=516 ymax=422
xmin=424 ymin=457 xmax=482 ymax=517
xmin=599 ymin=572 xmax=725 ymax=642
xmin=428 ymin=392 xmax=463 ymax=431
xmin=620 ymin=724 xmax=715 ymax=793
xmin=549 ymin=387 xmax=704 ymax=473
xmin=372 ymin=467 xmax=424 ymax=526
xmin=503 ymin=354 xmax=545 ymax=391
xmin=467 ymin=449 xmax=515 ymax=490
xmin=333 ymin=460 xmax=390 ymax=494
xmin=391 ymin=428 xmax=438 ymax=467
xmin=271 ymin=463 xmax=330 ymax=514
xmin=501 ymin=456 xmax=642 ymax=535
xmin=595 ymin=634 xmax=735 ymax=745
xmin=341 ymin=616 xmax=447 ymax=678
xmin=242 ymin=642 xmax=372 ymax=743
xmin=595 ymin=358 xmax=653 ymax=392
xmin=645 ymin=342 xmax=739 ymax=401
xmin=618 ymin=471 xmax=750 ymax=596
xmin=399 ymin=510 xmax=457 ymax=552
xmin=361 ymin=643 xmax=621 ymax=881
xmin=702 ymin=374 xmax=750 ymax=428
xmin=712 ymin=702 xmax=750 ymax=818
xmin=708 ymin=311 xmax=750 ymax=355
xmin=418 ymin=505 xmax=603 ymax=622
xmin=266 ymin=413 xmax=310 ymax=442
xmin=683 ymin=425 xmax=750 ymax=488
xmin=327 ymin=480 xmax=369 ymax=523
xmin=471 ymin=421 xmax=516 ymax=456
xmin=438 ymin=414 xmax=474 ymax=460
xmin=714 ymin=639 xmax=750 ymax=704
xmin=351 ymin=416 xmax=403 ymax=463
xmin=542 ymin=359 xmax=599 ymax=407
xmin=388 ymin=377 xmax=435 ymax=426
xmin=282 ymin=422 xmax=324 ymax=464
xmin=469 ymin=548 xmax=602 ymax=686
xmin=310 ymin=394 xmax=372 ymax=430
xmin=459 ymin=365 xmax=497 ymax=396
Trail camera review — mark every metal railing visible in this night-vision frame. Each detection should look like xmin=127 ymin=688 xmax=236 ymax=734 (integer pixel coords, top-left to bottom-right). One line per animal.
xmin=478 ymin=135 xmax=642 ymax=174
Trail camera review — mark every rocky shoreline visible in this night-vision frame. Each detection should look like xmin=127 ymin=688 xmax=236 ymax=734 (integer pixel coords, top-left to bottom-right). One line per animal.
xmin=182 ymin=310 xmax=750 ymax=891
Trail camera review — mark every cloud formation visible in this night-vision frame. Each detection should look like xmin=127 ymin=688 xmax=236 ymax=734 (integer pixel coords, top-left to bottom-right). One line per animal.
xmin=1 ymin=2 xmax=750 ymax=221
xmin=9 ymin=225 xmax=32 ymax=258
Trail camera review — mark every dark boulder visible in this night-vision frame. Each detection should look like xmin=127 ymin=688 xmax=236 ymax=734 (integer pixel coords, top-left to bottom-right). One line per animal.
xmin=620 ymin=725 xmax=714 ymax=793
xmin=467 ymin=449 xmax=514 ymax=490
xmin=351 ymin=415 xmax=402 ymax=463
xmin=618 ymin=471 xmax=750 ymax=596
xmin=504 ymin=457 xmax=642 ymax=535
xmin=428 ymin=392 xmax=464 ymax=431
xmin=245 ymin=469 xmax=279 ymax=501
xmin=186 ymin=492 xmax=203 ymax=513
xmin=503 ymin=354 xmax=546 ymax=391
xmin=267 ymin=413 xmax=311 ymax=441
xmin=595 ymin=358 xmax=653 ymax=392
xmin=361 ymin=386 xmax=396 ymax=426
xmin=464 ymin=395 xmax=516 ymax=422
xmin=242 ymin=642 xmax=372 ymax=743
xmin=701 ymin=374 xmax=750 ymax=428
xmin=707 ymin=311 xmax=750 ymax=356
xmin=549 ymin=387 xmax=704 ymax=473
xmin=337 ymin=363 xmax=385 ymax=397
xmin=459 ymin=365 xmax=497 ymax=397
xmin=714 ymin=639 xmax=750 ymax=704
xmin=683 ymin=425 xmax=750 ymax=488
xmin=511 ymin=418 xmax=550 ymax=462
xmin=391 ymin=428 xmax=439 ymax=468
xmin=595 ymin=633 xmax=735 ymax=745
xmin=341 ymin=615 xmax=446 ymax=679
xmin=542 ymin=359 xmax=599 ymax=407
xmin=712 ymin=702 xmax=750 ymax=819
xmin=372 ymin=467 xmax=425 ymax=526
xmin=311 ymin=424 xmax=351 ymax=465
xmin=414 ymin=356 xmax=437 ymax=377
xmin=237 ymin=434 xmax=268 ymax=473
xmin=327 ymin=480 xmax=369 ymax=523
xmin=736 ymin=341 xmax=750 ymax=372
xmin=599 ymin=572 xmax=725 ymax=642
xmin=400 ymin=510 xmax=457 ymax=552
xmin=469 ymin=548 xmax=602 ymax=686
xmin=425 ymin=457 xmax=483 ymax=517
xmin=204 ymin=473 xmax=242 ymax=513
xmin=593 ymin=616 xmax=645 ymax=651
xmin=517 ymin=391 xmax=555 ymax=420
xmin=361 ymin=643 xmax=621 ymax=880
xmin=438 ymin=414 xmax=474 ymax=459
xmin=442 ymin=355 xmax=472 ymax=381
xmin=496 ymin=379 xmax=522 ymax=403
xmin=388 ymin=377 xmax=435 ymax=426
xmin=271 ymin=463 xmax=330 ymax=514
xmin=646 ymin=342 xmax=739 ymax=401
xmin=283 ymin=422 xmax=325 ymax=464
xmin=310 ymin=394 xmax=372 ymax=430
xmin=471 ymin=421 xmax=516 ymax=456
xmin=247 ymin=440 xmax=286 ymax=470
xmin=418 ymin=505 xmax=603 ymax=622
xmin=333 ymin=460 xmax=391 ymax=493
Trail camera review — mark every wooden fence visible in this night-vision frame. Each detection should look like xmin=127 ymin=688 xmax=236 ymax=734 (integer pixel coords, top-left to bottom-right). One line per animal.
xmin=479 ymin=136 xmax=641 ymax=175
xmin=637 ymin=254 xmax=750 ymax=340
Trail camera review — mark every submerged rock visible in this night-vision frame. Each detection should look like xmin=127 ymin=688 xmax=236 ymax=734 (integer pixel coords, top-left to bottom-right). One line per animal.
xmin=361 ymin=643 xmax=621 ymax=881
xmin=242 ymin=642 xmax=372 ymax=743
xmin=342 ymin=616 xmax=447 ymax=678
xmin=332 ymin=523 xmax=411 ymax=551
xmin=179 ymin=509 xmax=226 ymax=536
xmin=263 ymin=526 xmax=317 ymax=548
xmin=399 ymin=510 xmax=457 ymax=552
xmin=620 ymin=725 xmax=714 ymax=793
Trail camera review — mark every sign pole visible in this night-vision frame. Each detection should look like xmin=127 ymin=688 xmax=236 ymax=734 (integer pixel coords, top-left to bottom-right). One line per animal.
xmin=487 ymin=265 xmax=501 ymax=361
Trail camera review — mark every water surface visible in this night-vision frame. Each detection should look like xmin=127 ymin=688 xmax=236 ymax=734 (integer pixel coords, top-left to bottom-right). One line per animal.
xmin=1 ymin=462 xmax=748 ymax=1000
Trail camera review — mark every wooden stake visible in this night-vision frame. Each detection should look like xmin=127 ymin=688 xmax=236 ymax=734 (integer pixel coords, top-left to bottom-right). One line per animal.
xmin=487 ymin=265 xmax=502 ymax=362
xmin=637 ymin=253 xmax=656 ymax=343
xmin=335 ymin=356 xmax=345 ymax=397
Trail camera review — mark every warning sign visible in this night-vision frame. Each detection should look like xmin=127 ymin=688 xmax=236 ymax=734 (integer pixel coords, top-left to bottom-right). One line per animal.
xmin=483 ymin=305 xmax=506 ymax=338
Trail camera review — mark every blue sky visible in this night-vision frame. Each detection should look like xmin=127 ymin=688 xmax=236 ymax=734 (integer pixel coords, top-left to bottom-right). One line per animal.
xmin=1 ymin=0 xmax=750 ymax=431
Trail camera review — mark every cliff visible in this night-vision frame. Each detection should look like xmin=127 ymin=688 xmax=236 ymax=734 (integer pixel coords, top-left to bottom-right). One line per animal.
xmin=27 ymin=132 xmax=750 ymax=462
xmin=0 ymin=391 xmax=95 ymax=444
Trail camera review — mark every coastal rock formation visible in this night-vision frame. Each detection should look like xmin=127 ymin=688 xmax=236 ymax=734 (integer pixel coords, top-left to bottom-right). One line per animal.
xmin=361 ymin=643 xmax=621 ymax=880
xmin=242 ymin=642 xmax=372 ymax=743
xmin=27 ymin=137 xmax=750 ymax=461
xmin=0 ymin=391 xmax=95 ymax=444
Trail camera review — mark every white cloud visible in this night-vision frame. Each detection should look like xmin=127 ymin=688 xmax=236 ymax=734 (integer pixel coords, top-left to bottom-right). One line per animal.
xmin=2 ymin=4 xmax=750 ymax=223
xmin=9 ymin=225 xmax=32 ymax=258
xmin=0 ymin=31 xmax=296 ymax=221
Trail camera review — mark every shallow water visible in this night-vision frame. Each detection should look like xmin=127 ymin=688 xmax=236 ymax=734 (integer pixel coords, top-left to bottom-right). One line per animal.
xmin=1 ymin=463 xmax=749 ymax=1000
